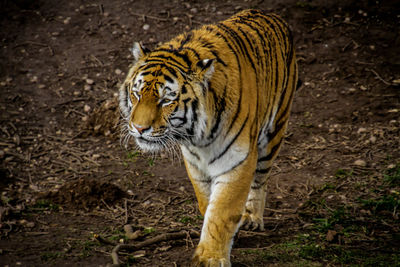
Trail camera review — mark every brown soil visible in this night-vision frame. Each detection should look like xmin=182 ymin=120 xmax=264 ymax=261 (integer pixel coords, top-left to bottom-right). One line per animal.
xmin=0 ymin=0 xmax=399 ymax=266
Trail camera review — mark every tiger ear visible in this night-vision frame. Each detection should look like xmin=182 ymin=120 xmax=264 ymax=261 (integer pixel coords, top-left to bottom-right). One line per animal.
xmin=130 ymin=42 xmax=149 ymax=63
xmin=196 ymin=58 xmax=215 ymax=81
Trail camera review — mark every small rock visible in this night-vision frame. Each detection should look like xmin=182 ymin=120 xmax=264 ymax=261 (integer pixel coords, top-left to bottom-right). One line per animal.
xmin=94 ymin=124 xmax=101 ymax=131
xmin=354 ymin=159 xmax=367 ymax=167
xmin=369 ymin=135 xmax=377 ymax=143
xmin=115 ymin=68 xmax=122 ymax=75
xmin=86 ymin=78 xmax=94 ymax=85
xmin=326 ymin=230 xmax=337 ymax=242
xmin=360 ymin=85 xmax=367 ymax=91
xmin=73 ymin=90 xmax=81 ymax=96
xmin=81 ymin=115 xmax=88 ymax=122
xmin=63 ymin=17 xmax=71 ymax=24
xmin=142 ymin=24 xmax=150 ymax=31
xmin=26 ymin=222 xmax=35 ymax=228
xmin=388 ymin=109 xmax=399 ymax=113
xmin=357 ymin=127 xmax=367 ymax=134
xmin=84 ymin=84 xmax=92 ymax=91
xmin=387 ymin=164 xmax=396 ymax=169
xmin=84 ymin=104 xmax=91 ymax=112
xmin=348 ymin=88 xmax=356 ymax=93
xmin=38 ymin=84 xmax=46 ymax=89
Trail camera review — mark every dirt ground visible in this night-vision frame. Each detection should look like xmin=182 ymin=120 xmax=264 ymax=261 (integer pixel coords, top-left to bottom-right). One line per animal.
xmin=1 ymin=0 xmax=399 ymax=266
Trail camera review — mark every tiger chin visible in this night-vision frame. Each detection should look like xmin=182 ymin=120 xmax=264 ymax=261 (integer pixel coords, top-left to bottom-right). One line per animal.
xmin=119 ymin=9 xmax=298 ymax=267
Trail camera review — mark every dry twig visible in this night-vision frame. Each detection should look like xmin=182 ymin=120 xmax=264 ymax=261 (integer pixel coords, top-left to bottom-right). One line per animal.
xmin=109 ymin=230 xmax=200 ymax=266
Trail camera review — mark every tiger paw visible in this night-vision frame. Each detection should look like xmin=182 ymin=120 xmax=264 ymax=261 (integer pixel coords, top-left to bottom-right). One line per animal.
xmin=241 ymin=211 xmax=265 ymax=231
xmin=191 ymin=245 xmax=231 ymax=267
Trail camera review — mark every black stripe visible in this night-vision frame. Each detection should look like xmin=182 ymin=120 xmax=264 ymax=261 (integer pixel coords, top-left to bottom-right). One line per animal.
xmin=197 ymin=38 xmax=228 ymax=67
xmin=257 ymin=140 xmax=281 ymax=163
xmin=216 ymin=23 xmax=258 ymax=74
xmin=154 ymin=48 xmax=193 ymax=69
xmin=139 ymin=63 xmax=178 ymax=79
xmin=210 ymin=151 xmax=249 ymax=179
xmin=239 ymin=16 xmax=277 ymax=124
xmin=255 ymin=167 xmax=271 ymax=174
xmin=186 ymin=146 xmax=200 ymax=161
xmin=181 ymin=84 xmax=187 ymax=94
xmin=164 ymin=74 xmax=173 ymax=83
xmin=206 ymin=26 xmax=241 ymax=74
xmin=251 ymin=180 xmax=267 ymax=190
xmin=209 ymin=114 xmax=249 ymax=164
xmin=234 ymin=16 xmax=268 ymax=78
xmin=180 ymin=47 xmax=200 ymax=60
xmin=147 ymin=53 xmax=188 ymax=70
xmin=179 ymin=32 xmax=193 ymax=48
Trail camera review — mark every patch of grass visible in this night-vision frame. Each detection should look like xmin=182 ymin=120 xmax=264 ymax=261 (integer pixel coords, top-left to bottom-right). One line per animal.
xmin=80 ymin=240 xmax=97 ymax=257
xmin=384 ymin=164 xmax=400 ymax=185
xmin=147 ymin=158 xmax=154 ymax=167
xmin=143 ymin=227 xmax=155 ymax=235
xmin=178 ymin=216 xmax=193 ymax=224
xmin=33 ymin=200 xmax=59 ymax=211
xmin=108 ymin=229 xmax=128 ymax=242
xmin=360 ymin=193 xmax=400 ymax=214
xmin=335 ymin=168 xmax=353 ymax=179
xmin=40 ymin=251 xmax=63 ymax=262
xmin=127 ymin=150 xmax=140 ymax=160
xmin=122 ymin=255 xmax=138 ymax=266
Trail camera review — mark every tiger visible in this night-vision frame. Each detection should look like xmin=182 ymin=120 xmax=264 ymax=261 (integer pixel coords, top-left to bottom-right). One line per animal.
xmin=119 ymin=9 xmax=298 ymax=267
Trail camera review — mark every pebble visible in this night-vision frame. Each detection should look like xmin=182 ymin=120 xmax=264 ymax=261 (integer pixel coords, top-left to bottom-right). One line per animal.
xmin=348 ymin=88 xmax=356 ymax=93
xmin=84 ymin=84 xmax=92 ymax=91
xmin=38 ymin=84 xmax=46 ymax=89
xmin=115 ymin=68 xmax=122 ymax=75
xmin=84 ymin=104 xmax=91 ymax=112
xmin=357 ymin=127 xmax=367 ymax=134
xmin=63 ymin=17 xmax=71 ymax=24
xmin=86 ymin=78 xmax=94 ymax=85
xmin=73 ymin=90 xmax=81 ymax=96
xmin=387 ymin=164 xmax=395 ymax=169
xmin=354 ymin=159 xmax=367 ymax=167
xmin=143 ymin=24 xmax=150 ymax=31
xmin=369 ymin=135 xmax=377 ymax=143
xmin=360 ymin=85 xmax=367 ymax=91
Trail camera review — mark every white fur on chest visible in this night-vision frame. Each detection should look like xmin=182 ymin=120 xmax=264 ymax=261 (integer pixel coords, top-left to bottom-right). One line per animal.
xmin=181 ymin=136 xmax=248 ymax=179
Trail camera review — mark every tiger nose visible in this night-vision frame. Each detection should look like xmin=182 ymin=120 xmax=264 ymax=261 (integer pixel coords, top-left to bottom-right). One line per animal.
xmin=133 ymin=124 xmax=150 ymax=134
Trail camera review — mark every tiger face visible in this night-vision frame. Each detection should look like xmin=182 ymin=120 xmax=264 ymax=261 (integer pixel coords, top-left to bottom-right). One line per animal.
xmin=119 ymin=42 xmax=214 ymax=152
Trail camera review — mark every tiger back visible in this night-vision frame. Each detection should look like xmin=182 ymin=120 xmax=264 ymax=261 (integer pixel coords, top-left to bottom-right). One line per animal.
xmin=119 ymin=9 xmax=298 ymax=267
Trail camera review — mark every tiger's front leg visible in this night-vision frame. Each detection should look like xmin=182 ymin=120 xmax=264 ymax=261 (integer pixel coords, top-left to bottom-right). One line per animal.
xmin=190 ymin=152 xmax=257 ymax=267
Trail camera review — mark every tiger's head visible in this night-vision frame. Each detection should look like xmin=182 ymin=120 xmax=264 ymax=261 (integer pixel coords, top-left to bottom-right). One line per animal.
xmin=119 ymin=42 xmax=215 ymax=152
